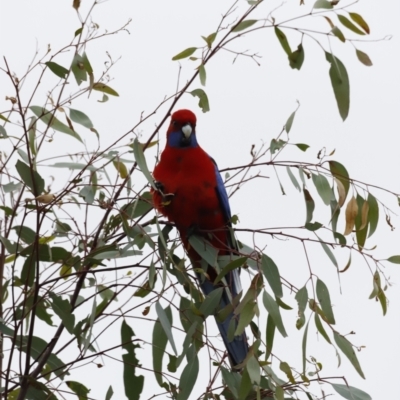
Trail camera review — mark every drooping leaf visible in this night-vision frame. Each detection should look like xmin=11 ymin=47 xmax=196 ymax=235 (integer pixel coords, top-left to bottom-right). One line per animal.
xmin=295 ymin=286 xmax=308 ymax=330
xmin=334 ymin=332 xmax=365 ymax=378
xmin=30 ymin=106 xmax=82 ymax=142
xmin=289 ymin=44 xmax=305 ymax=70
xmin=265 ymin=314 xmax=275 ymax=360
xmin=314 ymin=312 xmax=331 ymax=344
xmin=15 ymin=160 xmax=45 ymax=195
xmin=262 ymin=291 xmax=287 ymax=337
xmin=301 ymin=320 xmax=310 ymax=373
xmin=313 ymin=0 xmax=333 ymax=9
xmin=188 ymin=235 xmax=218 ymax=267
xmin=155 ymin=302 xmax=177 ymax=356
xmin=325 ymin=52 xmax=350 ymax=121
xmin=199 ymin=287 xmax=223 ymax=318
xmin=316 ymin=278 xmax=335 ymax=324
xmin=349 ymin=12 xmax=370 ymax=34
xmin=66 ymin=381 xmax=90 ymax=399
xmin=45 ymin=61 xmax=69 ymax=79
xmin=133 ymin=138 xmax=155 ymax=188
xmin=344 ymin=196 xmax=358 ymax=235
xmin=172 ymin=47 xmax=197 ymax=61
xmin=231 ymin=19 xmax=258 ymax=32
xmin=303 ymin=188 xmax=315 ymax=224
xmin=261 ymin=254 xmax=283 ymax=298
xmin=274 ymin=27 xmax=291 ymax=56
xmin=312 ymin=173 xmax=332 ymax=205
xmin=286 ymin=167 xmax=301 ymax=191
xmin=71 ymin=53 xmax=87 ymax=85
xmin=177 ymin=345 xmax=199 ymax=400
xmin=338 ymin=14 xmax=365 ymax=35
xmin=121 ymin=320 xmax=144 ymax=400
xmin=198 ymin=64 xmax=206 ymax=86
xmin=49 ymin=292 xmax=75 ymax=334
xmin=214 ymin=257 xmax=247 ymax=284
xmin=12 ymin=225 xmax=36 ymax=244
xmin=69 ymin=108 xmax=94 ymax=129
xmin=329 ymin=161 xmax=350 ymax=200
xmin=331 ymin=383 xmax=372 ymax=400
xmin=332 ymin=26 xmax=346 ymax=42
xmin=356 ymin=49 xmax=373 ymax=66
xmin=316 ymin=234 xmax=338 ymax=269
xmin=93 ymin=83 xmax=119 ymax=96
xmin=190 ymin=88 xmax=210 ymax=113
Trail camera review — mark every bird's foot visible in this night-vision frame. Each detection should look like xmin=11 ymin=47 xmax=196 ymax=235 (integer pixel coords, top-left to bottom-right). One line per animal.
xmin=154 ymin=180 xmax=175 ymax=206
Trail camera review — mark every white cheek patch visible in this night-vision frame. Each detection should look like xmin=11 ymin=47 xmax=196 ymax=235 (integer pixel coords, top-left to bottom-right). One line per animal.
xmin=182 ymin=124 xmax=192 ymax=138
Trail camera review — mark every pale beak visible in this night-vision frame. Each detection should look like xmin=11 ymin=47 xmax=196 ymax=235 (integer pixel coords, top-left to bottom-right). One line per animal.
xmin=181 ymin=124 xmax=192 ymax=138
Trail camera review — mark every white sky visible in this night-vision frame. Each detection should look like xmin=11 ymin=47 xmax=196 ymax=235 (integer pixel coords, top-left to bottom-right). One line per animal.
xmin=1 ymin=0 xmax=400 ymax=399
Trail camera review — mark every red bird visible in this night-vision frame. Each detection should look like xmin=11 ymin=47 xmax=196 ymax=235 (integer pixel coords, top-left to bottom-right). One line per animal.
xmin=152 ymin=109 xmax=248 ymax=367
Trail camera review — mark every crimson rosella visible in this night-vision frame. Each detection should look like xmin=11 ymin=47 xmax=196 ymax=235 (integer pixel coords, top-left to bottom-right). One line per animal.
xmin=152 ymin=109 xmax=248 ymax=367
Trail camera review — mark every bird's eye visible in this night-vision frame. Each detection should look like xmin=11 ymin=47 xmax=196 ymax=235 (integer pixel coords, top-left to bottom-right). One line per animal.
xmin=172 ymin=120 xmax=177 ymax=126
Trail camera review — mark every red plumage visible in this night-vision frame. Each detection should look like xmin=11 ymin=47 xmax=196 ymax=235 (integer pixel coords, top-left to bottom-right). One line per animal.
xmin=152 ymin=109 xmax=248 ymax=367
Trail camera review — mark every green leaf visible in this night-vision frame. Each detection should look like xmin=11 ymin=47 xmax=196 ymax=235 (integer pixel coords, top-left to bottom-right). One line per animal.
xmin=331 ymin=383 xmax=371 ymax=400
xmin=199 ymin=287 xmax=223 ymax=317
xmin=325 ymin=52 xmax=350 ymax=121
xmin=338 ymin=14 xmax=365 ymax=35
xmin=45 ymin=61 xmax=68 ymax=79
xmin=71 ymin=53 xmax=87 ymax=85
xmin=313 ymin=0 xmax=332 ymax=9
xmin=305 ymin=222 xmax=322 ymax=231
xmin=316 ymin=278 xmax=335 ymax=324
xmin=314 ymin=312 xmax=331 ymax=344
xmin=286 ymin=167 xmax=301 ymax=191
xmin=188 ymin=235 xmax=218 ymax=267
xmin=238 ymin=367 xmax=252 ymax=400
xmin=30 ymin=106 xmax=82 ymax=142
xmin=312 ymin=173 xmax=332 ymax=205
xmin=334 ymin=332 xmax=365 ymax=378
xmin=262 ymin=291 xmax=287 ymax=337
xmin=49 ymin=292 xmax=75 ymax=334
xmin=12 ymin=225 xmax=36 ymax=244
xmin=82 ymin=52 xmax=93 ymax=74
xmin=0 ymin=125 xmax=8 ymax=138
xmin=0 ymin=206 xmax=13 ymax=217
xmin=0 ymin=114 xmax=10 ymax=122
xmin=198 ymin=64 xmax=206 ymax=86
xmin=74 ymin=27 xmax=83 ymax=37
xmin=265 ymin=314 xmax=275 ymax=360
xmin=332 ymin=26 xmax=346 ymax=42
xmin=121 ymin=320 xmax=144 ymax=400
xmin=190 ymin=88 xmax=210 ymax=113
xmin=15 ymin=160 xmax=45 ymax=195
xmin=221 ymin=367 xmax=240 ymax=399
xmin=289 ymin=44 xmax=305 ymax=70
xmin=133 ymin=137 xmax=156 ymax=188
xmin=285 ymin=110 xmax=297 ymax=133
xmin=93 ymin=83 xmax=119 ymax=96
xmin=155 ymin=302 xmax=177 ymax=356
xmin=316 ymin=234 xmax=338 ymax=269
xmin=201 ymin=32 xmax=217 ymax=48
xmin=261 ymin=254 xmax=283 ymax=298
xmin=69 ymin=108 xmax=94 ymax=129
xmin=329 ymin=161 xmax=350 ymax=201
xmin=302 ymin=320 xmax=310 ymax=374
xmin=214 ymin=256 xmax=247 ymax=284
xmin=177 ymin=345 xmax=199 ymax=400
xmin=28 ymin=117 xmax=37 ymax=156
xmin=303 ymin=188 xmax=315 ymax=224
xmin=235 ymin=301 xmax=256 ymax=336
xmin=66 ymin=381 xmax=90 ymax=400
xmin=274 ymin=27 xmax=291 ymax=56
xmin=172 ymin=47 xmax=197 ymax=61
xmin=295 ymin=143 xmax=309 ymax=152
xmin=356 ymin=49 xmax=373 ymax=67
xmin=349 ymin=12 xmax=370 ymax=34
xmin=152 ymin=306 xmax=170 ymax=387
xmin=295 ymin=286 xmax=308 ymax=330
xmin=231 ymin=19 xmax=257 ymax=32
xmin=105 ymin=386 xmax=114 ymax=400
xmin=387 ymin=255 xmax=400 ymax=264
xmin=280 ymin=361 xmax=295 ymax=384
xmin=247 ymin=356 xmax=260 ymax=385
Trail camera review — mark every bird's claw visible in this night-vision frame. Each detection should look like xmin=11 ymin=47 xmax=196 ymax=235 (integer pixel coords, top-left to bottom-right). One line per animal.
xmin=154 ymin=180 xmax=175 ymax=206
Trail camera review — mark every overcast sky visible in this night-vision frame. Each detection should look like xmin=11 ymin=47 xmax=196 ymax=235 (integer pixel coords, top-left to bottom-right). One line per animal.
xmin=1 ymin=0 xmax=400 ymax=399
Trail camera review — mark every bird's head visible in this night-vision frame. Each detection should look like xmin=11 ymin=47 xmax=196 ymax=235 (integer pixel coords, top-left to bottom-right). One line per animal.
xmin=166 ymin=109 xmax=198 ymax=148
